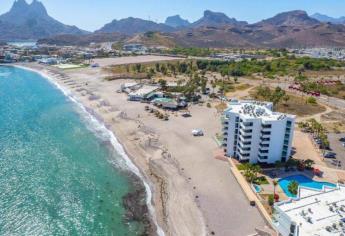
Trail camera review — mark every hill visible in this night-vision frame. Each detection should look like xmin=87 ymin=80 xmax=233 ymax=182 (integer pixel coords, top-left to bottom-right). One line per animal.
xmin=191 ymin=10 xmax=248 ymax=28
xmin=96 ymin=17 xmax=175 ymax=35
xmin=0 ymin=0 xmax=87 ymax=41
xmin=165 ymin=15 xmax=190 ymax=28
xmin=311 ymin=13 xmax=345 ymax=24
xmin=39 ymin=10 xmax=345 ymax=48
xmin=170 ymin=10 xmax=345 ymax=48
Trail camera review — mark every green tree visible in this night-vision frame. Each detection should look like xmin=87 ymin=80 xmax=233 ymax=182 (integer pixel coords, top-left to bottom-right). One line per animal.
xmin=155 ymin=63 xmax=160 ymax=72
xmin=268 ymin=194 xmax=275 ymax=206
xmin=135 ymin=63 xmax=142 ymax=73
xmin=158 ymin=79 xmax=167 ymax=91
xmin=270 ymin=87 xmax=286 ymax=108
xmin=160 ymin=64 xmax=168 ymax=75
xmin=242 ymin=163 xmax=262 ymax=183
xmin=306 ymin=97 xmax=317 ymax=105
xmin=304 ymin=159 xmax=315 ymax=170
xmin=283 ymin=95 xmax=290 ymax=105
xmin=288 ymin=181 xmax=299 ymax=195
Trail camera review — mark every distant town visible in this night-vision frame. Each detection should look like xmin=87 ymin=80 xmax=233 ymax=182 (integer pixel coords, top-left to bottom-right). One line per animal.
xmin=4 ymin=40 xmax=345 ymax=65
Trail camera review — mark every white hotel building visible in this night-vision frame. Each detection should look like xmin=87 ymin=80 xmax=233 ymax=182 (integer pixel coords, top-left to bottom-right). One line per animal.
xmin=222 ymin=100 xmax=295 ymax=164
xmin=274 ymin=184 xmax=345 ymax=236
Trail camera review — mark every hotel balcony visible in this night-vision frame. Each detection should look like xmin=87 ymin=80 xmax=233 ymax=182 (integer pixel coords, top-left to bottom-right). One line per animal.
xmin=238 ymin=147 xmax=251 ymax=155
xmin=261 ymin=127 xmax=272 ymax=132
xmin=239 ymin=129 xmax=252 ymax=136
xmin=240 ymin=123 xmax=253 ymax=130
xmin=259 ymin=143 xmax=270 ymax=148
xmin=261 ymin=131 xmax=271 ymax=138
xmin=238 ymin=152 xmax=250 ymax=161
xmin=260 ymin=136 xmax=270 ymax=142
xmin=258 ymin=155 xmax=269 ymax=162
xmin=259 ymin=148 xmax=269 ymax=154
xmin=238 ymin=140 xmax=251 ymax=148
xmin=239 ymin=135 xmax=252 ymax=142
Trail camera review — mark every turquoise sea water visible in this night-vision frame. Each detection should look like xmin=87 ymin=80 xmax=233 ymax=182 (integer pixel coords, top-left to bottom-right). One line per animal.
xmin=0 ymin=66 xmax=145 ymax=235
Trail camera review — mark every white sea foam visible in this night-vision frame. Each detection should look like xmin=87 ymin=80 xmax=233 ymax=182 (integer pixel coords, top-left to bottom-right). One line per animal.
xmin=14 ymin=65 xmax=165 ymax=236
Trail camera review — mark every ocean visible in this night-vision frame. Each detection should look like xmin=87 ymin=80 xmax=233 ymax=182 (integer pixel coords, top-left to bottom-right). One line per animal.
xmin=0 ymin=66 xmax=151 ymax=235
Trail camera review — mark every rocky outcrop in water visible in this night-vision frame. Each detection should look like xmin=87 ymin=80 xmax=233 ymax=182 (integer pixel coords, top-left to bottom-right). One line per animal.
xmin=122 ymin=174 xmax=156 ymax=236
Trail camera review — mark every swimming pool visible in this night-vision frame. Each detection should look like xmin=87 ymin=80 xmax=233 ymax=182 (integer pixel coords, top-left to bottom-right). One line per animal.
xmin=278 ymin=174 xmax=336 ymax=198
xmin=252 ymin=184 xmax=262 ymax=193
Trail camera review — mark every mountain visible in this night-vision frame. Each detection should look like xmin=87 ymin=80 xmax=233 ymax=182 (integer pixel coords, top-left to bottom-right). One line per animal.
xmin=257 ymin=10 xmax=319 ymax=27
xmin=169 ymin=10 xmax=345 ymax=48
xmin=96 ymin=17 xmax=175 ymax=35
xmin=38 ymin=9 xmax=345 ymax=49
xmin=311 ymin=13 xmax=345 ymax=24
xmin=191 ymin=10 xmax=248 ymax=28
xmin=0 ymin=0 xmax=87 ymax=41
xmin=165 ymin=15 xmax=190 ymax=28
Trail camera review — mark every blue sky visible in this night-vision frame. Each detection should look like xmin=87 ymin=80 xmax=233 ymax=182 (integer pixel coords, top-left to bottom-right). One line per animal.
xmin=2 ymin=0 xmax=345 ymax=31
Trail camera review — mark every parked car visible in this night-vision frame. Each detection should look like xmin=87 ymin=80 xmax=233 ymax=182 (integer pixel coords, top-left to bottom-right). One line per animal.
xmin=315 ymin=139 xmax=322 ymax=145
xmin=192 ymin=129 xmax=204 ymax=137
xmin=182 ymin=112 xmax=192 ymax=118
xmin=324 ymin=152 xmax=336 ymax=159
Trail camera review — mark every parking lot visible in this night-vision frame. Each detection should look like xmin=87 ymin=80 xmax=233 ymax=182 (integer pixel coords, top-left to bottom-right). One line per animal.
xmin=326 ymin=133 xmax=345 ymax=170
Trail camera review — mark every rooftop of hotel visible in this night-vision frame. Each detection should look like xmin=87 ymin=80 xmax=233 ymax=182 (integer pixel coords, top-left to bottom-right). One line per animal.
xmin=275 ymin=185 xmax=345 ymax=236
xmin=224 ymin=100 xmax=295 ymax=121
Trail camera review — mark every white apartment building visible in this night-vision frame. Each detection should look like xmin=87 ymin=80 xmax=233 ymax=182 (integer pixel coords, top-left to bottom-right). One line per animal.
xmin=222 ymin=100 xmax=295 ymax=164
xmin=274 ymin=184 xmax=345 ymax=236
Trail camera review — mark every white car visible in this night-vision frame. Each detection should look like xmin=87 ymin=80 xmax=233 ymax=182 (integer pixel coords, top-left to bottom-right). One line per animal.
xmin=192 ymin=129 xmax=204 ymax=136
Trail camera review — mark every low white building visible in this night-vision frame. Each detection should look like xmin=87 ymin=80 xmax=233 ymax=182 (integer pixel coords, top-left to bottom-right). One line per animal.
xmin=274 ymin=184 xmax=345 ymax=236
xmin=128 ymin=85 xmax=159 ymax=101
xmin=120 ymin=82 xmax=142 ymax=93
xmin=222 ymin=100 xmax=295 ymax=164
xmin=122 ymin=44 xmax=147 ymax=53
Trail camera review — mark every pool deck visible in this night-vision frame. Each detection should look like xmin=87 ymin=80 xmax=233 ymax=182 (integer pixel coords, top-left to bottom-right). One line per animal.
xmin=278 ymin=174 xmax=337 ymax=198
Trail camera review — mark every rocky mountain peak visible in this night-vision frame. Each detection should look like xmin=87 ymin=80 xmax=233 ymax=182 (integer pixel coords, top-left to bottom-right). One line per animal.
xmin=192 ymin=10 xmax=247 ymax=28
xmin=261 ymin=10 xmax=320 ymax=27
xmin=165 ymin=15 xmax=190 ymax=28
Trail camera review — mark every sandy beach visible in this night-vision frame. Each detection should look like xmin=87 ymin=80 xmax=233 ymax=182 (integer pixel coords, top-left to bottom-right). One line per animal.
xmin=17 ymin=59 xmax=266 ymax=236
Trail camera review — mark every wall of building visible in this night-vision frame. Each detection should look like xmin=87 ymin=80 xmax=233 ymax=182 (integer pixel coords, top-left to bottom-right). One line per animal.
xmin=223 ymin=101 xmax=295 ymax=164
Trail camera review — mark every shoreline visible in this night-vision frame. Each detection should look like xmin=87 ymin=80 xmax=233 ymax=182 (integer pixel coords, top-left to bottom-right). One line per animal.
xmin=11 ymin=63 xmax=207 ymax=236
xmin=7 ymin=61 xmax=268 ymax=236
xmin=8 ymin=64 xmax=165 ymax=236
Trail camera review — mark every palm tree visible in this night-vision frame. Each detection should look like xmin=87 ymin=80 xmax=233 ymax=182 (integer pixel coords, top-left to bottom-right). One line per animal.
xmin=243 ymin=163 xmax=261 ymax=183
xmin=304 ymin=159 xmax=315 ymax=170
xmin=288 ymin=181 xmax=299 ymax=196
xmin=273 ymin=180 xmax=278 ymax=196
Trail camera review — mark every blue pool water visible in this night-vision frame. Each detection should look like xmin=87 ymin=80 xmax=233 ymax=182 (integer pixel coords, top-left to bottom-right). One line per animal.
xmin=278 ymin=175 xmax=336 ymax=198
xmin=253 ymin=184 xmax=262 ymax=193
